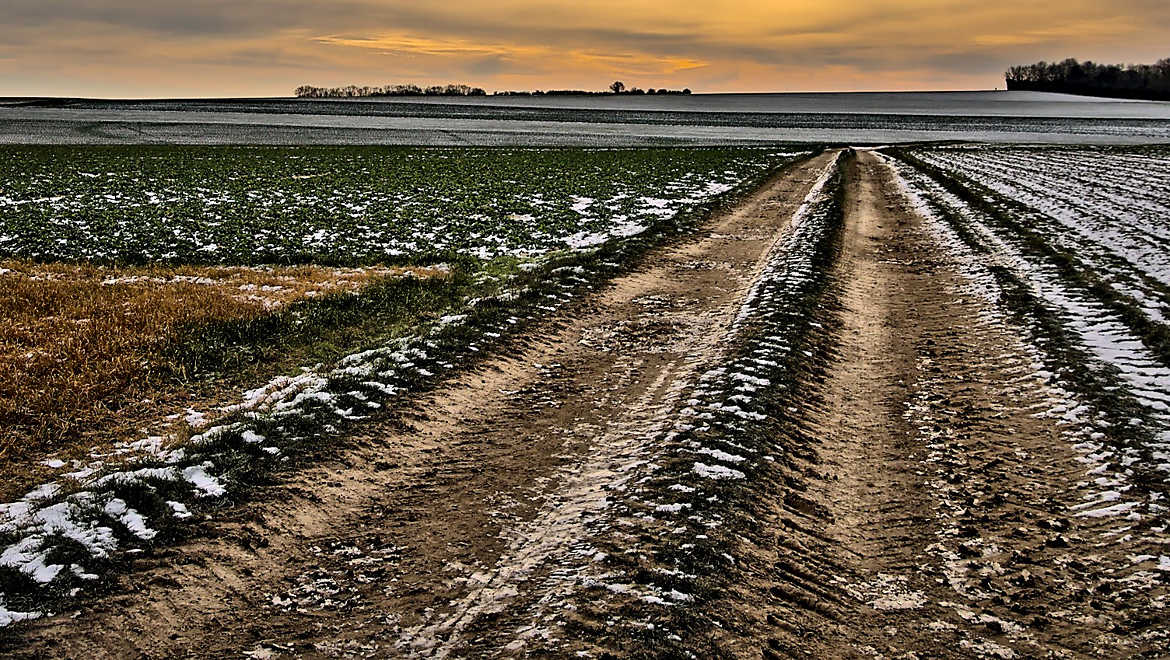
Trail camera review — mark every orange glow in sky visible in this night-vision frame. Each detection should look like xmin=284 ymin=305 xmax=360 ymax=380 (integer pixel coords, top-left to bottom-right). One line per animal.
xmin=2 ymin=0 xmax=1168 ymax=97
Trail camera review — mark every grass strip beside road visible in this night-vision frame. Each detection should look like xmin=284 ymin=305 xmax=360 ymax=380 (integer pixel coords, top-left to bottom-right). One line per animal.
xmin=0 ymin=263 xmax=456 ymax=499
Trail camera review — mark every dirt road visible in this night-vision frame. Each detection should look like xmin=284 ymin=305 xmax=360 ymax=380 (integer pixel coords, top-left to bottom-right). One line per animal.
xmin=5 ymin=150 xmax=1165 ymax=658
xmin=736 ymin=151 xmax=1167 ymax=657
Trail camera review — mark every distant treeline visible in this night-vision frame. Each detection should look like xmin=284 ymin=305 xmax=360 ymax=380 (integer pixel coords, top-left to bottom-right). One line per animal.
xmin=295 ymin=84 xmax=488 ymax=98
xmin=1006 ymin=58 xmax=1170 ymax=101
xmin=293 ymin=81 xmax=691 ymax=99
xmin=495 ymin=82 xmax=691 ymax=96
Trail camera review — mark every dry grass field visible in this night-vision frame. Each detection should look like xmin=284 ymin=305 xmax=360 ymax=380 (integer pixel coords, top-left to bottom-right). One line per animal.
xmin=0 ymin=260 xmax=435 ymax=493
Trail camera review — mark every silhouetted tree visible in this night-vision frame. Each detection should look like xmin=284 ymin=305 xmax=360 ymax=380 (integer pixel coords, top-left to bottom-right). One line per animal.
xmin=609 ymin=81 xmax=626 ymax=94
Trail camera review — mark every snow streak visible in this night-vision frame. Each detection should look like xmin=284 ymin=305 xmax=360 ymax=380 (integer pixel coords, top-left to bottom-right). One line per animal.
xmin=884 ymin=150 xmax=1169 ymax=584
xmin=568 ymin=153 xmax=845 ymax=643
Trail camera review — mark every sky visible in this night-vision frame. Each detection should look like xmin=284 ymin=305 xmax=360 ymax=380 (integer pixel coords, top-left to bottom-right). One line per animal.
xmin=2 ymin=0 xmax=1169 ymax=98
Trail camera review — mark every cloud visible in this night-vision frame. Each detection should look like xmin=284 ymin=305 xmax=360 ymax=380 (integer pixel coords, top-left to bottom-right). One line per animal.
xmin=2 ymin=0 xmax=1169 ymax=96
xmin=464 ymin=55 xmax=515 ymax=77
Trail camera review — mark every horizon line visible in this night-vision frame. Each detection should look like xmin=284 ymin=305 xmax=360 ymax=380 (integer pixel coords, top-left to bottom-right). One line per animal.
xmin=1 ymin=87 xmax=1020 ymax=102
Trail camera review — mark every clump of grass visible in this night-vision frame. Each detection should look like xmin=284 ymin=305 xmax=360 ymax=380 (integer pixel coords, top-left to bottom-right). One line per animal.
xmin=0 ymin=261 xmax=446 ymax=494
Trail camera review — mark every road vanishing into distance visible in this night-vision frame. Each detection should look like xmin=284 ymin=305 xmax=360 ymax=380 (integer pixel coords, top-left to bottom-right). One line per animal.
xmin=6 ymin=149 xmax=1167 ymax=657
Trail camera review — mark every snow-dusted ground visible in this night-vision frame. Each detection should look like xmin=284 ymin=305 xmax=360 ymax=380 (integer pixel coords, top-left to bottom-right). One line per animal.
xmin=549 ymin=153 xmax=845 ymax=636
xmin=389 ymin=154 xmax=844 ymax=655
xmin=0 ymin=149 xmax=805 ymax=265
xmin=7 ymin=92 xmax=1170 ymax=145
xmin=911 ymin=146 xmax=1170 ymax=323
xmin=0 ymin=275 xmax=560 ymax=624
xmin=0 ymin=276 xmax=574 ymax=625
xmin=883 ymin=152 xmax=1169 ymax=551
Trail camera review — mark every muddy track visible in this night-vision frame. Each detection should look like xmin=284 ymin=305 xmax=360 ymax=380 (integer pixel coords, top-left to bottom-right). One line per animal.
xmin=5 ymin=149 xmax=1167 ymax=658
xmin=736 ymin=151 xmax=1167 ymax=658
xmin=4 ymin=153 xmax=841 ymax=658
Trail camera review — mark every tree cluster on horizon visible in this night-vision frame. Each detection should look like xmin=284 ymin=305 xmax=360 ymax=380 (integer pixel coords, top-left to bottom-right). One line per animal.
xmin=294 ymin=84 xmax=488 ymax=98
xmin=293 ymin=81 xmax=691 ymax=99
xmin=1005 ymin=57 xmax=1170 ymax=101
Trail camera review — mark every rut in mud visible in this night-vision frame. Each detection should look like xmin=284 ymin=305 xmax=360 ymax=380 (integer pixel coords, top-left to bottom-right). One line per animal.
xmin=4 ymin=149 xmax=1167 ymax=659
xmin=717 ymin=151 xmax=1168 ymax=658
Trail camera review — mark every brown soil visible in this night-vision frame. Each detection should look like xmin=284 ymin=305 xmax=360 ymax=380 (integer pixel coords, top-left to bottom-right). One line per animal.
xmin=4 ymin=150 xmax=1166 ymax=658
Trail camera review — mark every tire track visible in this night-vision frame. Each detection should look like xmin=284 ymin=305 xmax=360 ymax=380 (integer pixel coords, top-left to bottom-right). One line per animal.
xmin=7 ymin=147 xmax=1162 ymax=658
xmin=769 ymin=150 xmax=1168 ymax=657
xmin=3 ymin=153 xmax=840 ymax=659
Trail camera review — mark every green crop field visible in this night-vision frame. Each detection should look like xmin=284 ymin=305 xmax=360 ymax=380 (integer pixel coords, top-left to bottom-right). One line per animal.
xmin=0 ymin=146 xmax=801 ymax=266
